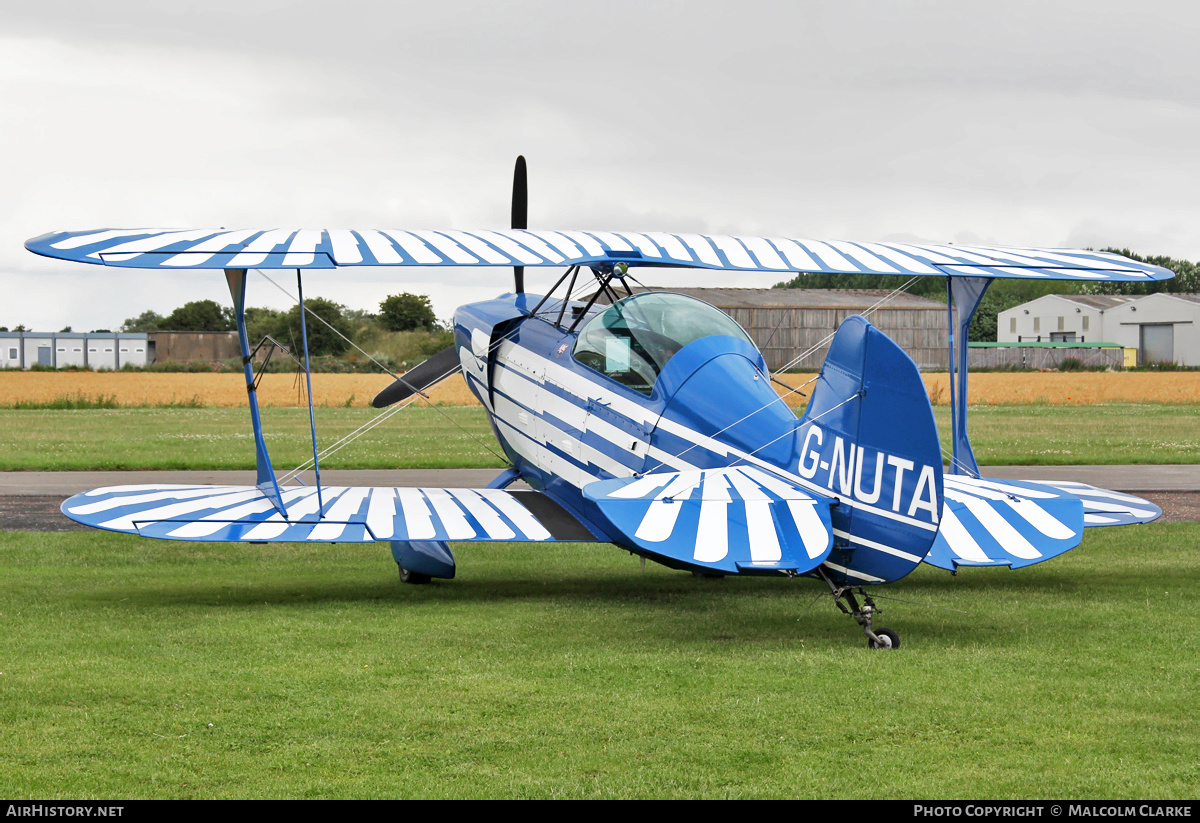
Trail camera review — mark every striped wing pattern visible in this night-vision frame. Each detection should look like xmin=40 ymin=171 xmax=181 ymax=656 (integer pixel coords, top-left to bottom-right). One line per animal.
xmin=26 ymin=228 xmax=1172 ymax=281
xmin=584 ymin=467 xmax=834 ymax=575
xmin=61 ymin=484 xmax=579 ymax=544
xmin=1030 ymin=480 xmax=1161 ymax=527
xmin=924 ymin=476 xmax=1086 ymax=570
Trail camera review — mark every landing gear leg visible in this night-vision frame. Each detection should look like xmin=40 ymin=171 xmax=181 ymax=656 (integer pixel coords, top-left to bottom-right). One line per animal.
xmin=398 ymin=564 xmax=431 ymax=585
xmin=817 ymin=568 xmax=900 ymax=650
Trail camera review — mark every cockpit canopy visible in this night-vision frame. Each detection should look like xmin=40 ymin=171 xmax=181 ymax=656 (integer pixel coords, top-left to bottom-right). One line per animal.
xmin=573 ymin=292 xmax=756 ymax=395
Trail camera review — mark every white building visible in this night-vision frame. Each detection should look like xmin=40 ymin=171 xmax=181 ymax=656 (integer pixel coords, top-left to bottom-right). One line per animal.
xmin=0 ymin=332 xmax=150 ymax=370
xmin=998 ymin=294 xmax=1136 ymax=344
xmin=1101 ymin=293 xmax=1200 ymax=366
xmin=998 ymin=293 xmax=1200 ymax=366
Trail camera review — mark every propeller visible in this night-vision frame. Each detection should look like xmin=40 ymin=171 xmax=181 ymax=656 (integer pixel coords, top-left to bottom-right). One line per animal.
xmin=512 ymin=154 xmax=527 ymax=293
xmin=373 ymin=156 xmax=528 ymax=408
xmin=371 ymin=344 xmax=461 ymax=408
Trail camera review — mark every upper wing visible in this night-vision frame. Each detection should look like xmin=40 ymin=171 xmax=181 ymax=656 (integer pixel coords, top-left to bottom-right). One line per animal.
xmin=26 ymin=228 xmax=1173 ymax=282
xmin=62 ymin=484 xmax=599 ymax=544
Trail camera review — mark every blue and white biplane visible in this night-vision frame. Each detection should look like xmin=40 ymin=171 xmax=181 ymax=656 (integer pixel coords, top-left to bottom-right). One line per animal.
xmin=25 ymin=159 xmax=1172 ymax=648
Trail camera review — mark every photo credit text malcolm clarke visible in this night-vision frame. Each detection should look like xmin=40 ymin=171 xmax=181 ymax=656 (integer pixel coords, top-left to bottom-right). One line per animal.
xmin=912 ymin=805 xmax=1194 ymax=818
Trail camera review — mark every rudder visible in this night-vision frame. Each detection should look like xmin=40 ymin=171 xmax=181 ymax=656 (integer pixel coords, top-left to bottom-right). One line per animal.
xmin=793 ymin=315 xmax=943 ymax=585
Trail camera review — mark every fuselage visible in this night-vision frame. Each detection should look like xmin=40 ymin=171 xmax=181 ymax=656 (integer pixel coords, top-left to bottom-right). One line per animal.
xmin=453 ymin=292 xmax=945 ymax=585
xmin=454 ymin=292 xmax=793 ymax=542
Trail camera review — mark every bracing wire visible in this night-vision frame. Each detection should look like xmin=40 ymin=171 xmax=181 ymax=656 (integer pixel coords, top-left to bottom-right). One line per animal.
xmin=250 ymin=268 xmax=517 ymax=480
xmin=637 ymin=278 xmax=923 ymax=478
xmin=270 ymin=270 xmax=600 ymax=484
xmin=940 ymin=445 xmax=982 ymax=478
xmin=253 ymin=267 xmax=520 ymax=479
xmin=261 ymin=265 xmax=930 ymax=488
xmin=254 ymin=269 xmax=401 ymax=379
xmin=772 ymin=276 xmax=922 ymax=374
xmin=653 ymin=390 xmax=865 ymax=502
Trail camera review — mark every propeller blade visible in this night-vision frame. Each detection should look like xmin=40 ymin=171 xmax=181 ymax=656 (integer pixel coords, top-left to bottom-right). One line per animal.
xmin=512 ymin=155 xmax=527 ymax=293
xmin=371 ymin=344 xmax=462 ymax=409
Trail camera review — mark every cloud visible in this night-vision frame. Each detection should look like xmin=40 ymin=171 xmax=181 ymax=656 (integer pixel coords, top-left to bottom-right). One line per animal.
xmin=3 ymin=1 xmax=1199 ymax=330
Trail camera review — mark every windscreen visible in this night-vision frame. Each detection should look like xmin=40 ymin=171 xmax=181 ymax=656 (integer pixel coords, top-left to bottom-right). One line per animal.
xmin=573 ymin=293 xmax=754 ymax=395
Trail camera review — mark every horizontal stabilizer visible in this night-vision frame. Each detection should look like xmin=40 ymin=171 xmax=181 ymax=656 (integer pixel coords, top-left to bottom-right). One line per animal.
xmin=584 ymin=466 xmax=834 ymax=575
xmin=62 ymin=484 xmax=599 ymax=544
xmin=1025 ymin=480 xmax=1161 ymax=527
xmin=25 ymin=229 xmax=1174 ymax=282
xmin=924 ymin=476 xmax=1085 ymax=570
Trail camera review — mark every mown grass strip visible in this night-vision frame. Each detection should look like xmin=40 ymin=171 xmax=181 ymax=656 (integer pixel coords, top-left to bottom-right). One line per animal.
xmin=0 ymin=524 xmax=1195 ymax=798
xmin=0 ymin=407 xmax=505 ymax=471
xmin=0 ymin=404 xmax=1196 ymax=471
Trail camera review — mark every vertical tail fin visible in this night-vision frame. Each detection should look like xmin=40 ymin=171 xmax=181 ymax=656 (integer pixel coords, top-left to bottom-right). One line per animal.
xmin=794 ymin=315 xmax=943 ymax=585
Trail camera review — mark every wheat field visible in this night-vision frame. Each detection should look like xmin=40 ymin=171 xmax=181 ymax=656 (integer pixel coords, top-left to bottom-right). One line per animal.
xmin=1 ymin=370 xmax=1198 ymax=408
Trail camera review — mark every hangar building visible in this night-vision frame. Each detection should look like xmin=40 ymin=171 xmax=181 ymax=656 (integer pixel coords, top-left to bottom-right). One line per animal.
xmin=998 ymin=293 xmax=1200 ymax=366
xmin=0 ymin=331 xmax=150 ymax=370
xmin=593 ymin=287 xmax=948 ymax=371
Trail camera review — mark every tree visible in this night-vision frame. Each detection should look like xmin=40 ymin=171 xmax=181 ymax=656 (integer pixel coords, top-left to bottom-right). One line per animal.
xmin=244 ymin=307 xmax=282 ymax=344
xmin=774 ymin=265 xmax=1102 ymax=342
xmin=121 ymin=310 xmax=165 ymax=333
xmin=379 ymin=292 xmax=437 ymax=332
xmin=274 ymin=297 xmax=353 ymax=357
xmin=163 ymin=300 xmax=234 ymax=332
xmin=1083 ymin=250 xmax=1200 ymax=295
xmin=774 ymin=271 xmax=948 ymax=300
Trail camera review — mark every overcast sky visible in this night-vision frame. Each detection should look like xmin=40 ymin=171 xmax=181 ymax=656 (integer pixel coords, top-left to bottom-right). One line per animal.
xmin=4 ymin=0 xmax=1199 ymax=330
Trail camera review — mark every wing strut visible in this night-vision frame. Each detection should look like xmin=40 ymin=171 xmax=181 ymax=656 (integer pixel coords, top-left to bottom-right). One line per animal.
xmin=296 ymin=270 xmax=324 ymax=512
xmin=225 ymin=268 xmax=287 ymax=517
xmin=946 ymin=276 xmax=993 ymax=476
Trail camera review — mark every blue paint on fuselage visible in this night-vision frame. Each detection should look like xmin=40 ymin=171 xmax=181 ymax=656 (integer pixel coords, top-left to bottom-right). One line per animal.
xmin=453 ymin=293 xmax=803 ymax=554
xmin=453 ymin=295 xmax=945 ymax=585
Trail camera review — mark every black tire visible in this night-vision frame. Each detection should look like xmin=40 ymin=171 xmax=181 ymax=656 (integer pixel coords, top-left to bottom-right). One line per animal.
xmin=398 ymin=565 xmax=432 ymax=585
xmin=692 ymin=570 xmax=725 ymax=579
xmin=869 ymin=628 xmax=900 ymax=650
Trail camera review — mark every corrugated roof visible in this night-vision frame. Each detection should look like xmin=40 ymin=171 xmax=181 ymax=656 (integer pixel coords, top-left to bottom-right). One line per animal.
xmin=1158 ymin=293 xmax=1200 ymax=305
xmin=1026 ymin=293 xmax=1200 ymax=310
xmin=1048 ymin=294 xmax=1140 ymax=310
xmin=592 ymin=286 xmax=945 ymax=310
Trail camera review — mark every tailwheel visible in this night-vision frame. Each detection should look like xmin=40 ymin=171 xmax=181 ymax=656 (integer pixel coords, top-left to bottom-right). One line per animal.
xmin=398 ymin=564 xmax=431 ymax=585
xmin=817 ymin=568 xmax=900 ymax=649
xmin=868 ymin=628 xmax=900 ymax=650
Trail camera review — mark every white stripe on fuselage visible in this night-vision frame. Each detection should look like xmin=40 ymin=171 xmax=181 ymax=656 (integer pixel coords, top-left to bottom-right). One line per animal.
xmin=486 ymin=342 xmax=938 ymax=532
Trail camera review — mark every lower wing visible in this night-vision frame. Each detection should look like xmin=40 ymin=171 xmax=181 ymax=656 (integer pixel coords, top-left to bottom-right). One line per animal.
xmin=62 ymin=484 xmax=598 ymax=544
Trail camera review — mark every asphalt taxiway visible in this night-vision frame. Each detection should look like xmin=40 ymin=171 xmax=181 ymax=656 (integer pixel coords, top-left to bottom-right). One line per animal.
xmin=0 ymin=467 xmax=1195 ymax=532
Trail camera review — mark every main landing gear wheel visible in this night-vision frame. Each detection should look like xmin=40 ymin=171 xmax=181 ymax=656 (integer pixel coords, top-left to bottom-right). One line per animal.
xmin=398 ymin=564 xmax=431 ymax=585
xmin=868 ymin=628 xmax=900 ymax=650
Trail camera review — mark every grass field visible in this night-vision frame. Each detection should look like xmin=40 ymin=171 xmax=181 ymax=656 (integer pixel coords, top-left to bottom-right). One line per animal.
xmin=0 ymin=403 xmax=1196 ymax=471
xmin=1 ymin=370 xmax=1195 ymax=798
xmin=0 ymin=524 xmax=1195 ymax=799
